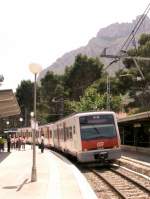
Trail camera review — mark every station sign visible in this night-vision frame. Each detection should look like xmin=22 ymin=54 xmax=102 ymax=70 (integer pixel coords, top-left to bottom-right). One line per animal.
xmin=31 ymin=119 xmax=38 ymax=130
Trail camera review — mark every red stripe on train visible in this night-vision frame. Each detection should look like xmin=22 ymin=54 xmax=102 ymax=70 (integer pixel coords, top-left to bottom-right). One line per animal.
xmin=82 ymin=138 xmax=119 ymax=151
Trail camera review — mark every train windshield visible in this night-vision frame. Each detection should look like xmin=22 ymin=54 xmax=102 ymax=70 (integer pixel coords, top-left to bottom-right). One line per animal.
xmin=79 ymin=114 xmax=117 ymax=140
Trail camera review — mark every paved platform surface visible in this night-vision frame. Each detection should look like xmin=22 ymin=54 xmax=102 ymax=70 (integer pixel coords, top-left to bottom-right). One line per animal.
xmin=0 ymin=146 xmax=97 ymax=199
xmin=121 ymin=149 xmax=150 ymax=164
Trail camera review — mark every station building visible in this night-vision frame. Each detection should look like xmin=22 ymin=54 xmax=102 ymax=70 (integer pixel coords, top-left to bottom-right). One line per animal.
xmin=118 ymin=111 xmax=150 ymax=155
xmin=0 ymin=89 xmax=20 ymax=136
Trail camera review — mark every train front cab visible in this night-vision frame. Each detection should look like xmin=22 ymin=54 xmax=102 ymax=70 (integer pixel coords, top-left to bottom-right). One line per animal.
xmin=75 ymin=112 xmax=121 ymax=163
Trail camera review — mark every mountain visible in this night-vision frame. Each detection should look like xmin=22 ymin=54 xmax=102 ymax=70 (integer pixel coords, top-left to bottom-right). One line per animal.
xmin=38 ymin=16 xmax=150 ymax=81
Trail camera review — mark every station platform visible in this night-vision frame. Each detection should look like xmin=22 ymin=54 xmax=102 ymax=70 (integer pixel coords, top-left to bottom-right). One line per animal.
xmin=121 ymin=149 xmax=150 ymax=163
xmin=116 ymin=148 xmax=150 ymax=177
xmin=0 ymin=146 xmax=97 ymax=199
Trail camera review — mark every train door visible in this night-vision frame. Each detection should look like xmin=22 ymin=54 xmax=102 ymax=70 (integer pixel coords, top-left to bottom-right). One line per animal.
xmin=47 ymin=126 xmax=50 ymax=146
xmin=68 ymin=119 xmax=73 ymax=152
xmin=57 ymin=124 xmax=60 ymax=149
xmin=63 ymin=122 xmax=67 ymax=151
xmin=50 ymin=124 xmax=54 ymax=147
xmin=73 ymin=116 xmax=81 ymax=152
xmin=49 ymin=127 xmax=53 ymax=147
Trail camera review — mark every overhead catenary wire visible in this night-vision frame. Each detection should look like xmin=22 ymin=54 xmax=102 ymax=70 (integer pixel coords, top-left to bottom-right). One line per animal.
xmin=100 ymin=4 xmax=150 ymax=111
xmin=103 ymin=3 xmax=150 ymax=76
xmin=119 ymin=3 xmax=150 ymax=53
xmin=98 ymin=4 xmax=150 ymax=112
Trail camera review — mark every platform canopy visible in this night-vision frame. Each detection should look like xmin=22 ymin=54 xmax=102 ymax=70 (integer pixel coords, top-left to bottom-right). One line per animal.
xmin=0 ymin=89 xmax=20 ymax=118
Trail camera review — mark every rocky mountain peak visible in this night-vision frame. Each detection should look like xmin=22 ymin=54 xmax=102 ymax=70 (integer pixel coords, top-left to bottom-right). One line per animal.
xmin=38 ymin=15 xmax=150 ymax=81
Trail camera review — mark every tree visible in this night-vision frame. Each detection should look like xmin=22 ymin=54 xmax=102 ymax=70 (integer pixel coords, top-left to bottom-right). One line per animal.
xmin=64 ymin=54 xmax=104 ymax=100
xmin=116 ymin=33 xmax=150 ymax=113
xmin=68 ymin=87 xmax=122 ymax=112
xmin=39 ymin=71 xmax=66 ymax=123
xmin=16 ymin=80 xmax=34 ymax=126
xmin=110 ymin=34 xmax=150 ymax=112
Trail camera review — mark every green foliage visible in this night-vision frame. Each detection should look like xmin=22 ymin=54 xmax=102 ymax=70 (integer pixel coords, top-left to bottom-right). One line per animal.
xmin=69 ymin=87 xmax=105 ymax=112
xmin=39 ymin=71 xmax=67 ymax=123
xmin=116 ymin=33 xmax=150 ymax=113
xmin=40 ymin=71 xmax=59 ymax=100
xmin=16 ymin=80 xmax=34 ymax=126
xmin=138 ymin=33 xmax=150 ymax=46
xmin=35 ymin=53 xmax=124 ymax=122
xmin=64 ymin=54 xmax=104 ymax=100
xmin=16 ymin=80 xmax=34 ymax=109
xmin=18 ymin=38 xmax=150 ymax=125
xmin=68 ymin=87 xmax=122 ymax=112
xmin=110 ymin=95 xmax=122 ymax=112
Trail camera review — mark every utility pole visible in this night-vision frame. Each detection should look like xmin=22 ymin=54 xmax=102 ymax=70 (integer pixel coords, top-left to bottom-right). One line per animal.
xmin=106 ymin=75 xmax=111 ymax=111
xmin=0 ymin=75 xmax=4 ymax=86
xmin=59 ymin=96 xmax=64 ymax=119
xmin=101 ymin=51 xmax=147 ymax=80
xmin=52 ymin=97 xmax=64 ymax=119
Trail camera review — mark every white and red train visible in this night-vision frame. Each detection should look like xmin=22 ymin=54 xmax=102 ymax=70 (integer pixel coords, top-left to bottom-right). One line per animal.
xmin=17 ymin=111 xmax=121 ymax=162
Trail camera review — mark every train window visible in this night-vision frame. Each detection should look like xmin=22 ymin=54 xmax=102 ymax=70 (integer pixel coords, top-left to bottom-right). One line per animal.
xmin=47 ymin=128 xmax=49 ymax=138
xmin=69 ymin=127 xmax=72 ymax=139
xmin=49 ymin=130 xmax=52 ymax=138
xmin=55 ymin=130 xmax=57 ymax=138
xmin=57 ymin=128 xmax=59 ymax=139
xmin=62 ymin=128 xmax=64 ymax=140
xmin=61 ymin=128 xmax=64 ymax=140
xmin=59 ymin=128 xmax=61 ymax=139
xmin=73 ymin=126 xmax=75 ymax=134
xmin=67 ymin=128 xmax=69 ymax=139
xmin=59 ymin=128 xmax=61 ymax=140
xmin=62 ymin=128 xmax=65 ymax=140
xmin=70 ymin=132 xmax=72 ymax=139
xmin=66 ymin=128 xmax=68 ymax=139
xmin=80 ymin=124 xmax=117 ymax=140
xmin=64 ymin=128 xmax=66 ymax=141
xmin=60 ymin=129 xmax=62 ymax=140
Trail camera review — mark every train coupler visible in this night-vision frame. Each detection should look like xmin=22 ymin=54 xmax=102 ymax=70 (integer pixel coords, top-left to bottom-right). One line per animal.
xmin=94 ymin=152 xmax=108 ymax=161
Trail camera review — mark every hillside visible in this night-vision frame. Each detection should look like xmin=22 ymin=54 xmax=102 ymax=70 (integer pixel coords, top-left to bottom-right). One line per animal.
xmin=38 ymin=16 xmax=150 ymax=81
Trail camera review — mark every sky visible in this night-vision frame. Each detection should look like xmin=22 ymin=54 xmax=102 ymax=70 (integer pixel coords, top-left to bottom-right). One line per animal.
xmin=0 ymin=0 xmax=150 ymax=91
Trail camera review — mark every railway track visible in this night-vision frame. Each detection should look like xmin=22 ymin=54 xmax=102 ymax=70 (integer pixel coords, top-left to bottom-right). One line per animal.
xmin=50 ymin=149 xmax=150 ymax=198
xmin=82 ymin=165 xmax=150 ymax=199
xmin=116 ymin=156 xmax=150 ymax=177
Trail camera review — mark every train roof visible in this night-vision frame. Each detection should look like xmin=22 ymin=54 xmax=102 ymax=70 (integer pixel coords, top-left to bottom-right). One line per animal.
xmin=118 ymin=111 xmax=150 ymax=123
xmin=17 ymin=112 xmax=116 ymax=130
xmin=39 ymin=123 xmax=54 ymax=128
xmin=54 ymin=111 xmax=116 ymax=123
xmin=73 ymin=111 xmax=115 ymax=117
